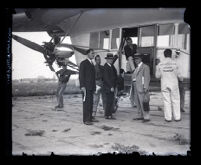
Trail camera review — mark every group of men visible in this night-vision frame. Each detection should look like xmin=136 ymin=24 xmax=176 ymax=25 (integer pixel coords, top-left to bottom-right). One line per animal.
xmin=124 ymin=37 xmax=184 ymax=122
xmin=55 ymin=37 xmax=185 ymax=125
xmin=79 ymin=49 xmax=118 ymax=125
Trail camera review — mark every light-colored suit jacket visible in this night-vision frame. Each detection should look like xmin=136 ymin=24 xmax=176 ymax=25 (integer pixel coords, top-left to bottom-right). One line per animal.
xmin=132 ymin=63 xmax=150 ymax=93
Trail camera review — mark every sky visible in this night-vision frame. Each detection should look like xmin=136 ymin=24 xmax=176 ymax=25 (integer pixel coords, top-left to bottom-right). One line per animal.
xmin=12 ymin=32 xmax=77 ymax=80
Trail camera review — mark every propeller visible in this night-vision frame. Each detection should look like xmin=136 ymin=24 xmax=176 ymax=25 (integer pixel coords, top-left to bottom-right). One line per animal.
xmin=12 ymin=34 xmax=46 ymax=54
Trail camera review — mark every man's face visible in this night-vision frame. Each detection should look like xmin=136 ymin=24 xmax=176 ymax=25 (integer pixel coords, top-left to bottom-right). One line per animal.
xmin=107 ymin=58 xmax=113 ymax=64
xmin=88 ymin=50 xmax=95 ymax=60
xmin=127 ymin=39 xmax=132 ymax=46
xmin=62 ymin=65 xmax=67 ymax=69
xmin=95 ymin=56 xmax=101 ymax=65
xmin=134 ymin=58 xmax=142 ymax=65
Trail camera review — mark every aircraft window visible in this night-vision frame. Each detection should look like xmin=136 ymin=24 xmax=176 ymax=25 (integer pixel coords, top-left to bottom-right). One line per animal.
xmin=178 ymin=23 xmax=190 ymax=50
xmin=131 ymin=37 xmax=138 ymax=45
xmin=99 ymin=30 xmax=110 ymax=49
xmin=139 ymin=26 xmax=155 ymax=47
xmin=157 ymin=24 xmax=174 ymax=47
xmin=90 ymin=32 xmax=99 ymax=49
xmin=111 ymin=28 xmax=120 ymax=49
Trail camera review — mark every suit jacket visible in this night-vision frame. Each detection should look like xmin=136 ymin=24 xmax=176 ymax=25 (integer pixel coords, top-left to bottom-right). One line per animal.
xmin=103 ymin=63 xmax=118 ymax=93
xmin=132 ymin=63 xmax=150 ymax=93
xmin=79 ymin=59 xmax=96 ymax=91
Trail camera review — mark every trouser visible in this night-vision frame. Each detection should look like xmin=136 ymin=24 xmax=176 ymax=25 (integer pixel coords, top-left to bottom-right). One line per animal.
xmin=161 ymin=86 xmax=181 ymax=121
xmin=126 ymin=57 xmax=135 ymax=72
xmin=129 ymin=83 xmax=136 ymax=107
xmin=105 ymin=91 xmax=114 ymax=117
xmin=56 ymin=82 xmax=67 ymax=107
xmin=92 ymin=89 xmax=106 ymax=116
xmin=179 ymin=82 xmax=185 ymax=110
xmin=133 ymin=82 xmax=150 ymax=120
xmin=82 ymin=90 xmax=93 ymax=123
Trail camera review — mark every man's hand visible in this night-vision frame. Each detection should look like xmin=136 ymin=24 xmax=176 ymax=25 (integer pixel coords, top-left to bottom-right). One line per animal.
xmin=144 ymin=88 xmax=148 ymax=93
xmin=155 ymin=59 xmax=160 ymax=65
xmin=111 ymin=87 xmax=114 ymax=92
xmin=81 ymin=87 xmax=86 ymax=92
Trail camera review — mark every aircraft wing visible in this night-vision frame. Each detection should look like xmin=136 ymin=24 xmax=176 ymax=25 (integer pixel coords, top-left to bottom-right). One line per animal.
xmin=13 ymin=8 xmax=90 ymax=35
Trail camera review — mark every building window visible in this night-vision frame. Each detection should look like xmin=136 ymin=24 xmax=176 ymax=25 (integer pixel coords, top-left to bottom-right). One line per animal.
xmin=111 ymin=28 xmax=120 ymax=49
xmin=139 ymin=25 xmax=155 ymax=47
xmin=157 ymin=23 xmax=175 ymax=47
xmin=90 ymin=30 xmax=110 ymax=49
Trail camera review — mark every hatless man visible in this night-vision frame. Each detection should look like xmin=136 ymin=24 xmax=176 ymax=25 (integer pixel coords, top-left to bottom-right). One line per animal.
xmin=132 ymin=53 xmax=151 ymax=122
xmin=79 ymin=49 xmax=96 ymax=125
xmin=124 ymin=37 xmax=137 ymax=73
xmin=55 ymin=65 xmax=78 ymax=109
xmin=155 ymin=49 xmax=183 ymax=122
xmin=124 ymin=38 xmax=137 ymax=107
xmin=103 ymin=53 xmax=118 ymax=119
xmin=92 ymin=55 xmax=106 ymax=118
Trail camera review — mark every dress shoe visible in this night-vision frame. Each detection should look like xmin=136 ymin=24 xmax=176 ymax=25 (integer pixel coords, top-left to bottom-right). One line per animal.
xmin=91 ymin=119 xmax=99 ymax=122
xmin=105 ymin=116 xmax=110 ymax=119
xmin=109 ymin=116 xmax=116 ymax=120
xmin=84 ymin=121 xmax=93 ymax=125
xmin=175 ymin=119 xmax=182 ymax=122
xmin=142 ymin=119 xmax=150 ymax=123
xmin=55 ymin=105 xmax=63 ymax=109
xmin=133 ymin=117 xmax=143 ymax=120
xmin=165 ymin=119 xmax=172 ymax=122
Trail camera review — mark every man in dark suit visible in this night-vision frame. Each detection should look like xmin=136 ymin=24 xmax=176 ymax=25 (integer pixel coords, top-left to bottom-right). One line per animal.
xmin=79 ymin=49 xmax=97 ymax=125
xmin=103 ymin=53 xmax=118 ymax=119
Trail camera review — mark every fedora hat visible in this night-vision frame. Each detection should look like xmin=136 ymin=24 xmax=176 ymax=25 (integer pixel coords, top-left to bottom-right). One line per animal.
xmin=134 ymin=53 xmax=143 ymax=59
xmin=105 ymin=53 xmax=114 ymax=59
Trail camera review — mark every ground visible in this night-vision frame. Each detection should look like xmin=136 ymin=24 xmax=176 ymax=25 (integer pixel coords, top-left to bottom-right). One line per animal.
xmin=12 ymin=91 xmax=190 ymax=156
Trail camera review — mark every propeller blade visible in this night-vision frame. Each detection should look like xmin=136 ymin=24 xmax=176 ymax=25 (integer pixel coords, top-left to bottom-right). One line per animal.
xmin=68 ymin=61 xmax=78 ymax=68
xmin=66 ymin=69 xmax=79 ymax=74
xmin=12 ymin=34 xmax=46 ymax=54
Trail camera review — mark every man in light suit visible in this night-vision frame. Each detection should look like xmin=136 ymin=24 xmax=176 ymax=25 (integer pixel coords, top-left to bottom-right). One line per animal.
xmin=132 ymin=53 xmax=151 ymax=122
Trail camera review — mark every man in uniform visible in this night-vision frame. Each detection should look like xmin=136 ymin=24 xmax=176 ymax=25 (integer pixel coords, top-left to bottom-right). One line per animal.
xmin=103 ymin=53 xmax=118 ymax=119
xmin=132 ymin=53 xmax=151 ymax=122
xmin=92 ymin=55 xmax=106 ymax=118
xmin=55 ymin=64 xmax=77 ymax=109
xmin=155 ymin=49 xmax=183 ymax=122
xmin=79 ymin=49 xmax=96 ymax=125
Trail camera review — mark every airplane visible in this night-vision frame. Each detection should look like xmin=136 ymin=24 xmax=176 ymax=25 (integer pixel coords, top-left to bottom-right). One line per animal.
xmin=12 ymin=8 xmax=190 ymax=91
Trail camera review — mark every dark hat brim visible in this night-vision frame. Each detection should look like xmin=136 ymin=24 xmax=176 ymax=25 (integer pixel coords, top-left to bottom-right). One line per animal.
xmin=134 ymin=55 xmax=142 ymax=57
xmin=105 ymin=57 xmax=114 ymax=59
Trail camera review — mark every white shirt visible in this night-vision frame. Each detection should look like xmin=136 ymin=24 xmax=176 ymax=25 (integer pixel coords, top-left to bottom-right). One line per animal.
xmin=107 ymin=63 xmax=111 ymax=67
xmin=137 ymin=62 xmax=143 ymax=69
xmin=87 ymin=58 xmax=93 ymax=64
xmin=132 ymin=62 xmax=143 ymax=81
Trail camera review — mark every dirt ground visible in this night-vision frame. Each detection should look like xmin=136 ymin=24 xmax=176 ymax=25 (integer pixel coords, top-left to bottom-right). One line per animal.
xmin=12 ymin=91 xmax=190 ymax=156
